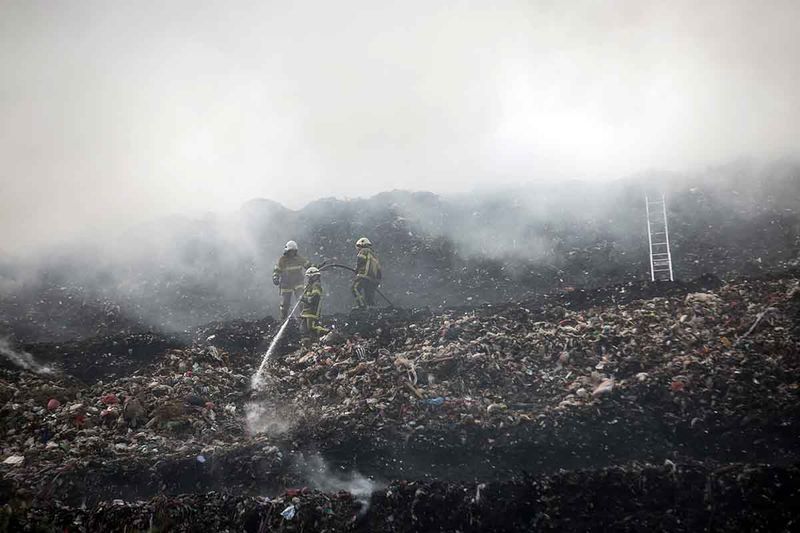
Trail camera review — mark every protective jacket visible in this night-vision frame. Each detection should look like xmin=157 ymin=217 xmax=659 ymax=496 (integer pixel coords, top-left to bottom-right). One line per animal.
xmin=355 ymin=248 xmax=382 ymax=282
xmin=273 ymin=252 xmax=310 ymax=292
xmin=300 ymin=280 xmax=323 ymax=319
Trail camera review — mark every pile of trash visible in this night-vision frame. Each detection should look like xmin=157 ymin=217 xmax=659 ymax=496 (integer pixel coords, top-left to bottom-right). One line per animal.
xmin=1 ymin=272 xmax=799 ymax=530
xmin=3 ymin=168 xmax=798 ymax=336
xmin=0 ymin=343 xmax=264 ymax=497
xmin=4 ymin=462 xmax=799 ymax=532
xmin=260 ymin=276 xmax=800 ymax=444
xmin=0 ymin=284 xmax=141 ymax=343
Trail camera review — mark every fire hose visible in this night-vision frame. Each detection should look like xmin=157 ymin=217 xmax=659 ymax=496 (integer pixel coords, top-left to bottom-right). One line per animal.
xmin=319 ymin=263 xmax=395 ymax=307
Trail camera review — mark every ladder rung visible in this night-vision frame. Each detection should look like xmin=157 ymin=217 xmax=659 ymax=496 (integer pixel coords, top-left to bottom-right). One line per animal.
xmin=652 ymin=253 xmax=669 ymax=257
xmin=652 ymin=242 xmax=668 ymax=246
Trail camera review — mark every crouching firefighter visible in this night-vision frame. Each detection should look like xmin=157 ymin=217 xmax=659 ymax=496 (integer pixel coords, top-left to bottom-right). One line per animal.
xmin=352 ymin=237 xmax=382 ymax=309
xmin=273 ymin=240 xmax=310 ymax=320
xmin=300 ymin=267 xmax=329 ymax=345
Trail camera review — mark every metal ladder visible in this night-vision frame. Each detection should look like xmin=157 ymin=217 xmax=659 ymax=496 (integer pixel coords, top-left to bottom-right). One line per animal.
xmin=645 ymin=193 xmax=674 ymax=281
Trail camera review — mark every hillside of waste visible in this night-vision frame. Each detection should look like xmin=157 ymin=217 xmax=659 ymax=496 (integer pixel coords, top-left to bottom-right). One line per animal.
xmin=1 ymin=270 xmax=798 ymax=531
xmin=1 ymin=163 xmax=798 ymax=342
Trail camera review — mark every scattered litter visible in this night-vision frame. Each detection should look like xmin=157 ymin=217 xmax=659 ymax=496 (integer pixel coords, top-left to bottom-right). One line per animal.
xmin=281 ymin=504 xmax=296 ymax=520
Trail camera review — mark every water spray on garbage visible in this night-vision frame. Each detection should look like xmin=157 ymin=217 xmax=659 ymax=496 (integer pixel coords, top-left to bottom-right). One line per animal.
xmin=251 ymin=298 xmax=303 ymax=390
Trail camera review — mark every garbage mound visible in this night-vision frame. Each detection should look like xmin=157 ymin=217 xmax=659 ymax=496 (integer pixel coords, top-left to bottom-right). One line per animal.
xmin=1 ymin=273 xmax=799 ymax=531
xmin=268 ymin=275 xmax=799 ymax=444
xmin=2 ymin=165 xmax=798 ymax=339
xmin=4 ymin=463 xmax=799 ymax=532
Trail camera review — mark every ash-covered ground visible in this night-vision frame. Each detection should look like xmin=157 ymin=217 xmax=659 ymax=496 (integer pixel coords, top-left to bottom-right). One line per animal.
xmin=1 ymin=166 xmax=799 ymax=531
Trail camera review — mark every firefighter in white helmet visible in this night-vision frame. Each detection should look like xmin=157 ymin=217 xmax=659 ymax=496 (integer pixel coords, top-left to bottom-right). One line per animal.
xmin=272 ymin=240 xmax=310 ymax=320
xmin=299 ymin=266 xmax=329 ymax=344
xmin=352 ymin=237 xmax=382 ymax=308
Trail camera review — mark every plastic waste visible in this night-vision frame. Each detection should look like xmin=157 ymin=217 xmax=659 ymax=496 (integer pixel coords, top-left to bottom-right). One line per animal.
xmin=421 ymin=397 xmax=445 ymax=406
xmin=3 ymin=455 xmax=24 ymax=466
xmin=281 ymin=504 xmax=296 ymax=520
xmin=592 ymin=378 xmax=615 ymax=397
xmin=101 ymin=393 xmax=119 ymax=405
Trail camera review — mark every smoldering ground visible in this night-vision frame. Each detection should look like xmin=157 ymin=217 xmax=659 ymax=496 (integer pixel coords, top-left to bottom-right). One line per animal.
xmin=0 ymin=160 xmax=798 ymax=343
xmin=0 ymin=337 xmax=53 ymax=375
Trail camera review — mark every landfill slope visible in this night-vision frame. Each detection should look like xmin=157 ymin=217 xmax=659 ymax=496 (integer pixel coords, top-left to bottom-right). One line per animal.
xmin=2 ymin=164 xmax=798 ymax=342
xmin=1 ymin=272 xmax=799 ymax=531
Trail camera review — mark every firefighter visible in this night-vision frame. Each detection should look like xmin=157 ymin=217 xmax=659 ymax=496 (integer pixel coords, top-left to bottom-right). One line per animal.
xmin=352 ymin=237 xmax=382 ymax=308
xmin=299 ymin=266 xmax=329 ymax=344
xmin=272 ymin=240 xmax=310 ymax=320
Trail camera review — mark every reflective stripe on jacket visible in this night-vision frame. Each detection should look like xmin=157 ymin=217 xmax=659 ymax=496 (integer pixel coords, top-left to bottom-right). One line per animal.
xmin=274 ymin=253 xmax=310 ymax=290
xmin=300 ymin=281 xmax=323 ymax=318
xmin=355 ymin=249 xmax=381 ymax=282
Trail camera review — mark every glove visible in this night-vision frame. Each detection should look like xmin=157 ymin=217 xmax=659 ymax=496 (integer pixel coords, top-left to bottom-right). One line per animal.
xmin=272 ymin=275 xmax=280 ymax=286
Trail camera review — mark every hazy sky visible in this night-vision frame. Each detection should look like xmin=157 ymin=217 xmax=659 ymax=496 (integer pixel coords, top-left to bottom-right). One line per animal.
xmin=1 ymin=0 xmax=799 ymax=251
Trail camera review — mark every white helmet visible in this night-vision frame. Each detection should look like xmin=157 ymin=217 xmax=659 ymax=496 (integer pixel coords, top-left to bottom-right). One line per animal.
xmin=305 ymin=266 xmax=320 ymax=278
xmin=355 ymin=237 xmax=372 ymax=248
xmin=284 ymin=240 xmax=298 ymax=252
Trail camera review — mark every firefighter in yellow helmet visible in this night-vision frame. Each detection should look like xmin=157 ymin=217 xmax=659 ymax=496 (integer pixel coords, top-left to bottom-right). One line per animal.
xmin=299 ymin=266 xmax=329 ymax=345
xmin=352 ymin=237 xmax=382 ymax=308
xmin=272 ymin=240 xmax=310 ymax=320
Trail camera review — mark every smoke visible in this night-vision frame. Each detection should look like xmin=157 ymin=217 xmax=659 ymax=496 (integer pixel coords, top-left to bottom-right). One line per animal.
xmin=0 ymin=337 xmax=54 ymax=375
xmin=2 ymin=0 xmax=800 ymax=339
xmin=3 ymin=2 xmax=800 ymax=254
xmin=0 ymin=159 xmax=797 ymax=342
xmin=302 ymin=453 xmax=381 ymax=514
xmin=244 ymin=401 xmax=296 ymax=436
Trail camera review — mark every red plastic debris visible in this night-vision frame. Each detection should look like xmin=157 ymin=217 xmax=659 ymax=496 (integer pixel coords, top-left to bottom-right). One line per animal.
xmin=670 ymin=380 xmax=685 ymax=392
xmin=47 ymin=399 xmax=61 ymax=410
xmin=101 ymin=393 xmax=119 ymax=405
